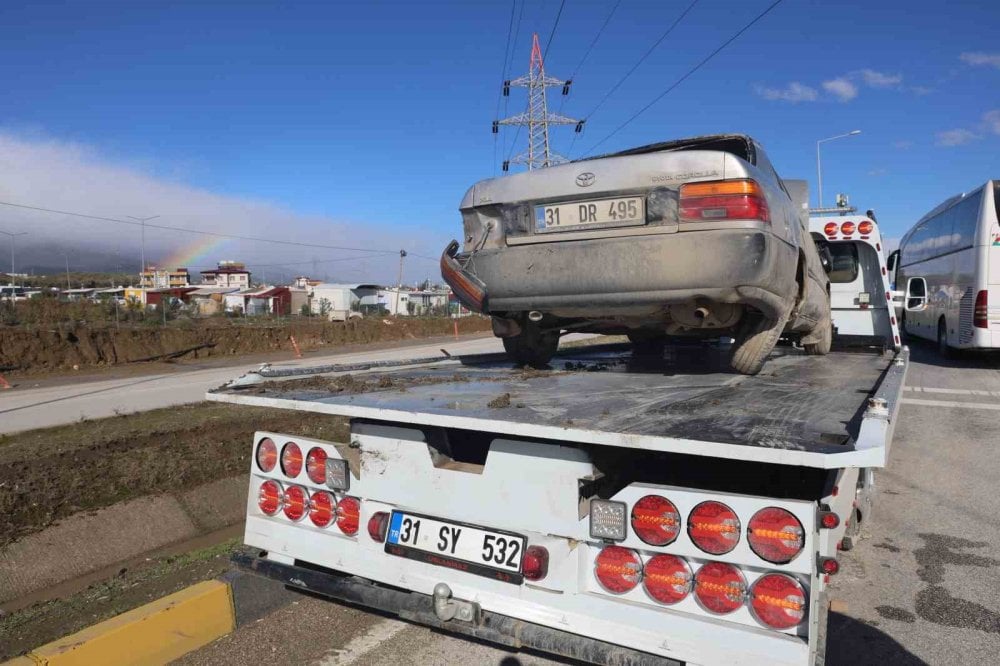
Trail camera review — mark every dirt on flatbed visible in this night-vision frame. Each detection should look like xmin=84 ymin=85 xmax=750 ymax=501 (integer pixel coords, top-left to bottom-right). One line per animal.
xmin=0 ymin=402 xmax=348 ymax=549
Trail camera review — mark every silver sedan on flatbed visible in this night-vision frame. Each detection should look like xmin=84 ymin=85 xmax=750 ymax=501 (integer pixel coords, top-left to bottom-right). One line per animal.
xmin=442 ymin=134 xmax=832 ymax=374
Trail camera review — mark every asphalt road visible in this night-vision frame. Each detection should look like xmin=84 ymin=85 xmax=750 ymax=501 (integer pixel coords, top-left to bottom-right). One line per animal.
xmin=177 ymin=341 xmax=1000 ymax=666
xmin=0 ymin=334 xmax=507 ymax=435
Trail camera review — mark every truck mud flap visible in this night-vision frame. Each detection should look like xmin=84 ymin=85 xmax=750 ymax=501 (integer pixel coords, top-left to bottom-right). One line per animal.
xmin=232 ymin=552 xmax=680 ymax=666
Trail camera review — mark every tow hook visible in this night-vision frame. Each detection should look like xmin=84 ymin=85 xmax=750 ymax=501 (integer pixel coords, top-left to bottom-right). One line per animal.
xmin=432 ymin=583 xmax=480 ymax=623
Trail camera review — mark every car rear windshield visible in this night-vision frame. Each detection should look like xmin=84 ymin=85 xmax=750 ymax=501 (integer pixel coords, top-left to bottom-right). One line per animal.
xmin=828 ymin=243 xmax=860 ymax=283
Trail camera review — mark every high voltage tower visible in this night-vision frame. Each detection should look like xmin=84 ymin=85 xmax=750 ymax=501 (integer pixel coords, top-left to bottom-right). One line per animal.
xmin=494 ymin=33 xmax=584 ymax=172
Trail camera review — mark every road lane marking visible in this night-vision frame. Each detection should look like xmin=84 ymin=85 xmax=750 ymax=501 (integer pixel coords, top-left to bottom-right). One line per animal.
xmin=905 ymin=386 xmax=1000 ymax=397
xmin=902 ymin=398 xmax=1000 ymax=411
xmin=314 ymin=618 xmax=409 ymax=665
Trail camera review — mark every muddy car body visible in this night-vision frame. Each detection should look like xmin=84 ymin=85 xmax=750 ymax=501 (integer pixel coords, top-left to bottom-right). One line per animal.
xmin=442 ymin=134 xmax=832 ymax=373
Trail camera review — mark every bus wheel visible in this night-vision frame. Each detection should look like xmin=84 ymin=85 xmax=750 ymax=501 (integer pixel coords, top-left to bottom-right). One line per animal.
xmin=937 ymin=318 xmax=953 ymax=359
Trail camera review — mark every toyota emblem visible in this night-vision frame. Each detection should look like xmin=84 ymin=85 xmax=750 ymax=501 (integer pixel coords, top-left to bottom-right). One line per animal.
xmin=575 ymin=172 xmax=596 ymax=187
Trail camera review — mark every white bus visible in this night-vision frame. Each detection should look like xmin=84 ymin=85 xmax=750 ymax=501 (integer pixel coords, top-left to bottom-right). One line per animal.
xmin=895 ymin=180 xmax=1000 ymax=355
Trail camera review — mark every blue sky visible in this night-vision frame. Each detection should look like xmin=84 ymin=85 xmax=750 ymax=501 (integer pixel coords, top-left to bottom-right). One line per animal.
xmin=1 ymin=0 xmax=998 ymax=280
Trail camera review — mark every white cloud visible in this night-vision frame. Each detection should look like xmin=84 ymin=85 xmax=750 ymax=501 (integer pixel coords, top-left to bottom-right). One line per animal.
xmin=0 ymin=131 xmax=436 ymax=282
xmin=960 ymin=52 xmax=1000 ymax=70
xmin=982 ymin=109 xmax=1000 ymax=135
xmin=754 ymin=82 xmax=818 ymax=103
xmin=859 ymin=69 xmax=902 ymax=88
xmin=935 ymin=129 xmax=979 ymax=147
xmin=822 ymin=78 xmax=858 ymax=102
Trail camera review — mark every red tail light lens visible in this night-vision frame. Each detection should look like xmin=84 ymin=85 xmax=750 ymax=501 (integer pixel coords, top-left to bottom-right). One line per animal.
xmin=642 ymin=554 xmax=692 ymax=605
xmin=367 ymin=511 xmax=389 ymax=541
xmin=694 ymin=562 xmax=746 ymax=614
xmin=336 ymin=496 xmax=361 ymax=535
xmin=840 ymin=221 xmax=856 ymax=236
xmin=306 ymin=447 xmax=327 ymax=484
xmin=523 ymin=545 xmax=549 ymax=581
xmin=750 ymin=573 xmax=807 ymax=629
xmin=594 ymin=546 xmax=642 ymax=594
xmin=281 ymin=442 xmax=303 ymax=478
xmin=256 ymin=438 xmax=277 ymax=472
xmin=282 ymin=485 xmax=308 ymax=521
xmin=688 ymin=501 xmax=741 ymax=555
xmin=631 ymin=495 xmax=681 ymax=546
xmin=679 ymin=179 xmax=769 ymax=223
xmin=857 ymin=220 xmax=874 ymax=235
xmin=309 ymin=491 xmax=336 ymax=528
xmin=748 ymin=507 xmax=805 ymax=564
xmin=974 ymin=290 xmax=988 ymax=329
xmin=823 ymin=222 xmax=838 ymax=236
xmin=257 ymin=480 xmax=282 ymax=516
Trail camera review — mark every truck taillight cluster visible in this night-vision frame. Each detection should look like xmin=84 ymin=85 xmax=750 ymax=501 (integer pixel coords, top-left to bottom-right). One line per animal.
xmin=824 ymin=219 xmax=875 ymax=239
xmin=593 ymin=545 xmax=807 ymax=630
xmin=679 ymin=179 xmax=770 ymax=224
xmin=254 ymin=437 xmax=358 ymax=535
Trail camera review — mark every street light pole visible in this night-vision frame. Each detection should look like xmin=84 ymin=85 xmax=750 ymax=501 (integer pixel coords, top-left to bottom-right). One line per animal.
xmin=1 ymin=230 xmax=28 ymax=285
xmin=816 ymin=130 xmax=861 ymax=208
xmin=127 ymin=215 xmax=159 ymax=283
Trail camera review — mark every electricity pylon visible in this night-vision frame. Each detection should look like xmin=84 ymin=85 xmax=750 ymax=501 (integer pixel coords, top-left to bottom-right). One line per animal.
xmin=494 ymin=33 xmax=583 ymax=171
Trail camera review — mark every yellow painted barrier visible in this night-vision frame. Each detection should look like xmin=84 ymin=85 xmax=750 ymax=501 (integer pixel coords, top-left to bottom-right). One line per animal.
xmin=7 ymin=580 xmax=235 ymax=666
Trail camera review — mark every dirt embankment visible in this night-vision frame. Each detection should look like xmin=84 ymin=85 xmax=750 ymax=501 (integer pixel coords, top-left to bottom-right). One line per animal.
xmin=0 ymin=316 xmax=490 ymax=375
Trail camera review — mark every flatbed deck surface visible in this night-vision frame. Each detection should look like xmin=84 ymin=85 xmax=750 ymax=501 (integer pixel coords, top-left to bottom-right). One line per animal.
xmin=211 ymin=344 xmax=894 ymax=465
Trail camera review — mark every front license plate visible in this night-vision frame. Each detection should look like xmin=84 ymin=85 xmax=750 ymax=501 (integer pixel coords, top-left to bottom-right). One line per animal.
xmin=535 ymin=196 xmax=645 ymax=232
xmin=384 ymin=511 xmax=526 ymax=584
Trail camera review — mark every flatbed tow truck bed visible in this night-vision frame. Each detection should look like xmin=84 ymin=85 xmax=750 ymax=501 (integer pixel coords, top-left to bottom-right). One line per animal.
xmin=210 ymin=342 xmax=906 ymax=470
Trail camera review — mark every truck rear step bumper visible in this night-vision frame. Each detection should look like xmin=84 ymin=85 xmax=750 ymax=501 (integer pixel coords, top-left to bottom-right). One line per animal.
xmin=232 ymin=551 xmax=679 ymax=666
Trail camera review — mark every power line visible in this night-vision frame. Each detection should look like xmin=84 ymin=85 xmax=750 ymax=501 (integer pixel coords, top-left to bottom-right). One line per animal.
xmin=580 ymin=0 xmax=700 ymax=125
xmin=558 ymin=0 xmax=623 ymax=114
xmin=494 ymin=0 xmax=519 ymax=176
xmin=582 ymin=0 xmax=786 ymax=157
xmin=0 ymin=200 xmax=401 ymax=255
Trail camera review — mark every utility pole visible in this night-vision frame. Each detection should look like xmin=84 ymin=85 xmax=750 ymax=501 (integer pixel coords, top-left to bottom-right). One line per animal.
xmin=128 ymin=215 xmax=159 ymax=283
xmin=394 ymin=249 xmax=407 ymax=315
xmin=495 ymin=33 xmax=583 ymax=171
xmin=64 ymin=254 xmax=71 ymax=292
xmin=816 ymin=131 xmax=861 ymax=207
xmin=1 ymin=230 xmax=28 ymax=285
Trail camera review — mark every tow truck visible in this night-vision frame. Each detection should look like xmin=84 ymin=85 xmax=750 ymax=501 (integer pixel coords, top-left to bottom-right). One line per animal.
xmin=209 ymin=208 xmax=905 ymax=666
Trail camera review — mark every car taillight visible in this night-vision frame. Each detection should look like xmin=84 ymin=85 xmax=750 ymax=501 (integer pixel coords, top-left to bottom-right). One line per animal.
xmin=750 ymin=573 xmax=807 ymax=629
xmin=282 ymin=485 xmax=308 ymax=521
xmin=256 ymin=438 xmax=277 ymax=472
xmin=642 ymin=554 xmax=692 ymax=605
xmin=336 ymin=496 xmax=360 ymax=535
xmin=688 ymin=501 xmax=741 ymax=555
xmin=367 ymin=511 xmax=389 ymax=541
xmin=694 ymin=562 xmax=746 ymax=614
xmin=306 ymin=447 xmax=327 ymax=484
xmin=631 ymin=495 xmax=681 ymax=546
xmin=257 ymin=480 xmax=282 ymax=516
xmin=823 ymin=222 xmax=838 ymax=236
xmin=523 ymin=545 xmax=549 ymax=581
xmin=840 ymin=221 xmax=856 ymax=236
xmin=594 ymin=546 xmax=642 ymax=594
xmin=974 ymin=290 xmax=988 ymax=329
xmin=309 ymin=490 xmax=336 ymax=527
xmin=679 ymin=179 xmax=769 ymax=223
xmin=747 ymin=507 xmax=805 ymax=564
xmin=857 ymin=220 xmax=874 ymax=235
xmin=281 ymin=442 xmax=303 ymax=478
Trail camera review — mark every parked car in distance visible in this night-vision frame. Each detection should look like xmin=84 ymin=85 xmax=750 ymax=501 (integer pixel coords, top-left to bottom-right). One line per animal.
xmin=442 ymin=134 xmax=832 ymax=374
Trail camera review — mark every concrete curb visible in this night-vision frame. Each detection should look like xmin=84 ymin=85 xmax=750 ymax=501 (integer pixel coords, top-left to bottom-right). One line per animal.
xmin=2 ymin=570 xmax=296 ymax=666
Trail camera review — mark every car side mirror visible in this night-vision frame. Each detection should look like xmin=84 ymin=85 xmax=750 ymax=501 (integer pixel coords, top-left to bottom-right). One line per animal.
xmin=905 ymin=277 xmax=927 ymax=312
xmin=818 ymin=246 xmax=833 ymax=273
xmin=886 ymin=250 xmax=899 ymax=276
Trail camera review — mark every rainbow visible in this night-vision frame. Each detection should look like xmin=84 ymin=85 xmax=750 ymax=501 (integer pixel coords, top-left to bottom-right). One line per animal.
xmin=157 ymin=236 xmax=230 ymax=271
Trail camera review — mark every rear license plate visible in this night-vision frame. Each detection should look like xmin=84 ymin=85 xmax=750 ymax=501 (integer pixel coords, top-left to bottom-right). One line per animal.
xmin=384 ymin=510 xmax=526 ymax=584
xmin=535 ymin=196 xmax=645 ymax=232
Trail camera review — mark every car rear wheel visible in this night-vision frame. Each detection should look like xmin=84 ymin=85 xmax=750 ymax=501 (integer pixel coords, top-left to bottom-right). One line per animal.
xmin=730 ymin=306 xmax=791 ymax=375
xmin=502 ymin=321 xmax=560 ymax=368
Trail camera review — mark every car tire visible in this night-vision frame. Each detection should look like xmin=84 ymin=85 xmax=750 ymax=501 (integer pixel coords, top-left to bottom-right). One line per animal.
xmin=803 ymin=316 xmax=832 ymax=355
xmin=502 ymin=321 xmax=559 ymax=368
xmin=937 ymin=318 xmax=953 ymax=359
xmin=730 ymin=306 xmax=791 ymax=375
